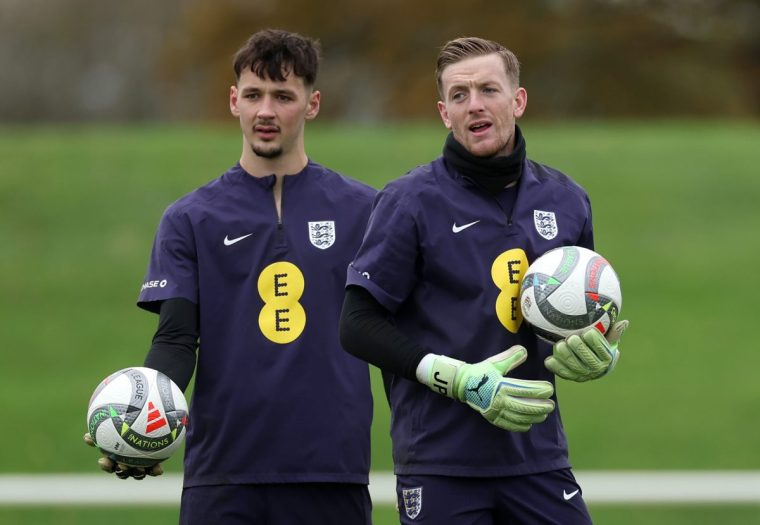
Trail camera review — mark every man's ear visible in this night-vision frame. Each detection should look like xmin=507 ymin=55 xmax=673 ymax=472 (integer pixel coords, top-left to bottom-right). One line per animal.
xmin=230 ymin=85 xmax=240 ymax=117
xmin=437 ymin=100 xmax=452 ymax=129
xmin=305 ymin=90 xmax=321 ymax=120
xmin=513 ymin=87 xmax=527 ymax=119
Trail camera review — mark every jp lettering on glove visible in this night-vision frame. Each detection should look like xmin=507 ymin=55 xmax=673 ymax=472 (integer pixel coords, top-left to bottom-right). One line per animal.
xmin=545 ymin=320 xmax=629 ymax=382
xmin=83 ymin=432 xmax=163 ymax=480
xmin=424 ymin=346 xmax=555 ymax=432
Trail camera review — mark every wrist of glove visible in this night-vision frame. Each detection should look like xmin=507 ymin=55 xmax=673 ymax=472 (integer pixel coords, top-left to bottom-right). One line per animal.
xmin=424 ymin=346 xmax=555 ymax=432
xmin=83 ymin=433 xmax=163 ymax=480
xmin=545 ymin=320 xmax=629 ymax=382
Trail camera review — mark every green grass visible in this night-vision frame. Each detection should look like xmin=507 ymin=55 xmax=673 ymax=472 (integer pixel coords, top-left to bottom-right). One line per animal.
xmin=1 ymin=121 xmax=759 ymax=521
xmin=0 ymin=504 xmax=759 ymax=524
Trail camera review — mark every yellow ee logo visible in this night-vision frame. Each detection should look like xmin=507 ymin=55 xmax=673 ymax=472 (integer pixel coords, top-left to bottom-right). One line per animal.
xmin=491 ymin=249 xmax=528 ymax=333
xmin=257 ymin=262 xmax=306 ymax=344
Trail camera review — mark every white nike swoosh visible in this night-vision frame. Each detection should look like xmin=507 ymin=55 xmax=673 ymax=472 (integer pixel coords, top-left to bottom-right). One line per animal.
xmin=223 ymin=233 xmax=253 ymax=246
xmin=452 ymin=220 xmax=480 ymax=233
xmin=563 ymin=489 xmax=580 ymax=501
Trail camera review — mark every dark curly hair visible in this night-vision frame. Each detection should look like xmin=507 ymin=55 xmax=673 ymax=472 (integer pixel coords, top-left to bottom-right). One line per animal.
xmin=233 ymin=29 xmax=321 ymax=87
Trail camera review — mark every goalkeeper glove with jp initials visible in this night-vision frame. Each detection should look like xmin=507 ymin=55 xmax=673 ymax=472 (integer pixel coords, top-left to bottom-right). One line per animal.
xmin=83 ymin=432 xmax=163 ymax=480
xmin=423 ymin=346 xmax=555 ymax=432
xmin=545 ymin=320 xmax=629 ymax=382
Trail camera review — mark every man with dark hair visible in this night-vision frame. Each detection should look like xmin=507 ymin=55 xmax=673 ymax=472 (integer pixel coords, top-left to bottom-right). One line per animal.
xmin=341 ymin=36 xmax=629 ymax=524
xmin=86 ymin=29 xmax=376 ymax=524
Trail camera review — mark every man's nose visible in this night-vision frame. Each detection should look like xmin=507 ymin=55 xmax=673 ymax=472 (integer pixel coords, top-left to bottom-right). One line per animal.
xmin=258 ymin=95 xmax=276 ymax=118
xmin=467 ymin=92 xmax=485 ymax=113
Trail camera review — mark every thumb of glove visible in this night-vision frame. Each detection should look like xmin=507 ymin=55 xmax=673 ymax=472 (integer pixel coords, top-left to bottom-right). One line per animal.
xmin=486 ymin=345 xmax=528 ymax=376
xmin=606 ymin=320 xmax=629 ymax=346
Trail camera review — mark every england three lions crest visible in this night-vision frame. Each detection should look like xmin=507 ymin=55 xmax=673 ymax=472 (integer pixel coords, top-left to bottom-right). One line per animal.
xmin=308 ymin=221 xmax=336 ymax=249
xmin=402 ymin=487 xmax=422 ymax=520
xmin=534 ymin=210 xmax=558 ymax=240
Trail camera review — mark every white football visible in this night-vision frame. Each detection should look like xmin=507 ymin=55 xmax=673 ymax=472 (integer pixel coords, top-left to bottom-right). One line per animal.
xmin=520 ymin=246 xmax=622 ymax=343
xmin=86 ymin=367 xmax=188 ymax=467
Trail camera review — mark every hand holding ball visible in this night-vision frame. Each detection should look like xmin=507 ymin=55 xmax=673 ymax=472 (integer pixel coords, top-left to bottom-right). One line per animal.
xmin=85 ymin=367 xmax=188 ymax=476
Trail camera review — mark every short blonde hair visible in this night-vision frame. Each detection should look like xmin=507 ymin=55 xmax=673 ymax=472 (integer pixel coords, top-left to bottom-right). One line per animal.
xmin=436 ymin=37 xmax=520 ymax=97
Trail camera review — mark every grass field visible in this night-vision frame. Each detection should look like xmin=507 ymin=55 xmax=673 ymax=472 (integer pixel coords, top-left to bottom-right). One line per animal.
xmin=1 ymin=504 xmax=760 ymax=525
xmin=1 ymin=120 xmax=759 ymax=523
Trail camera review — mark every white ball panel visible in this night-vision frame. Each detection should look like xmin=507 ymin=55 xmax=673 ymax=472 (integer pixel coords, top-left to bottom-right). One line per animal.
xmin=599 ymin=266 xmax=623 ymax=309
xmin=546 ymin=279 xmax=588 ymax=315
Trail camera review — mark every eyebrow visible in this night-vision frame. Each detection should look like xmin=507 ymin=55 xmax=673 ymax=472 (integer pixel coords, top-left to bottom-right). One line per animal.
xmin=447 ymin=80 xmax=497 ymax=96
xmin=240 ymin=86 xmax=298 ymax=97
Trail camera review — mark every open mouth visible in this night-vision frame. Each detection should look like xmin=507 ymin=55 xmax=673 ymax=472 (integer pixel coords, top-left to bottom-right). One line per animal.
xmin=469 ymin=122 xmax=492 ymax=134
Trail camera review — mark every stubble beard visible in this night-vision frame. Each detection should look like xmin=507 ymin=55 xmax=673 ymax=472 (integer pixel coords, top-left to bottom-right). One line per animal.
xmin=251 ymin=143 xmax=283 ymax=159
xmin=463 ymin=131 xmax=511 ymax=158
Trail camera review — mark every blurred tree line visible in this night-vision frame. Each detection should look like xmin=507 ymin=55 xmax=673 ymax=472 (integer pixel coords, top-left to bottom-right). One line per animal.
xmin=1 ymin=0 xmax=756 ymax=122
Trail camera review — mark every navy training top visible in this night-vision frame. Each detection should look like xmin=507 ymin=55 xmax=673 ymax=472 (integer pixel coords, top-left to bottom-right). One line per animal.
xmin=347 ymin=155 xmax=593 ymax=477
xmin=138 ymin=161 xmax=376 ymax=487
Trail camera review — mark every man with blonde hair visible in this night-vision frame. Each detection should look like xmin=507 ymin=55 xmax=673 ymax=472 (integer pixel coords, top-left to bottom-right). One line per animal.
xmin=341 ymin=36 xmax=628 ymax=524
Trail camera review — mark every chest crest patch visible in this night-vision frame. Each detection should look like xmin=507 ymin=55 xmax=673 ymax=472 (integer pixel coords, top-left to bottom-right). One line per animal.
xmin=533 ymin=210 xmax=558 ymax=240
xmin=308 ymin=221 xmax=336 ymax=249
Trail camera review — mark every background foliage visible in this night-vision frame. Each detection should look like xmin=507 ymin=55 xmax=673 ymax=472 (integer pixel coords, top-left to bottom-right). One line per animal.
xmin=0 ymin=0 xmax=757 ymax=122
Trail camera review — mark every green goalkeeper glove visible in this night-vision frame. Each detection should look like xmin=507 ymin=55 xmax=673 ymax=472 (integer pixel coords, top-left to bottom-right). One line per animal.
xmin=83 ymin=432 xmax=163 ymax=480
xmin=424 ymin=346 xmax=555 ymax=432
xmin=545 ymin=320 xmax=629 ymax=382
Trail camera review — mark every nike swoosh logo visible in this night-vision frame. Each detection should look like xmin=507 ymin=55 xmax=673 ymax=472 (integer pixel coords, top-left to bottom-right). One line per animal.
xmin=563 ymin=489 xmax=580 ymax=501
xmin=223 ymin=233 xmax=253 ymax=246
xmin=452 ymin=220 xmax=480 ymax=233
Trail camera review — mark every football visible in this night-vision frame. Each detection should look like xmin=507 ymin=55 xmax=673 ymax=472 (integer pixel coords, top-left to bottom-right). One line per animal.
xmin=520 ymin=246 xmax=622 ymax=343
xmin=86 ymin=367 xmax=189 ymax=467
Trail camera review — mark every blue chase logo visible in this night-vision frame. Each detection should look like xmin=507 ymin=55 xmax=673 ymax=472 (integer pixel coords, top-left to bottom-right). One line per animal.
xmin=308 ymin=221 xmax=336 ymax=250
xmin=533 ymin=210 xmax=558 ymax=240
xmin=402 ymin=487 xmax=423 ymax=520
